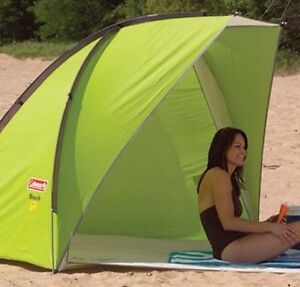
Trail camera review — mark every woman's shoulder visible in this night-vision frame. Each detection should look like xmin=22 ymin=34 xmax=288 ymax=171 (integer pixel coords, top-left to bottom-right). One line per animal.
xmin=205 ymin=167 xmax=230 ymax=181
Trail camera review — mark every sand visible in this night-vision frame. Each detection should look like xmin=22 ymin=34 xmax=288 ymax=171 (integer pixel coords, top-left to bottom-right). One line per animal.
xmin=0 ymin=53 xmax=300 ymax=286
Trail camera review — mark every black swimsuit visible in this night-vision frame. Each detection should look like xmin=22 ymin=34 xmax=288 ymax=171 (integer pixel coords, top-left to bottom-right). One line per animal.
xmin=200 ymin=191 xmax=249 ymax=260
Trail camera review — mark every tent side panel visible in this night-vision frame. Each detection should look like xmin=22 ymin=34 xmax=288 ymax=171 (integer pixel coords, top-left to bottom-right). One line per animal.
xmin=56 ymin=16 xmax=231 ymax=267
xmin=68 ymin=67 xmax=216 ymax=265
xmin=0 ymin=41 xmax=97 ymax=269
xmin=204 ymin=26 xmax=280 ymax=218
xmin=75 ymin=67 xmax=215 ymax=239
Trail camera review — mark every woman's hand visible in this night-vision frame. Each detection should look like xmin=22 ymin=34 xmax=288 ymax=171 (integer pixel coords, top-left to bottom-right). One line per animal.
xmin=270 ymin=223 xmax=298 ymax=245
xmin=265 ymin=214 xmax=287 ymax=224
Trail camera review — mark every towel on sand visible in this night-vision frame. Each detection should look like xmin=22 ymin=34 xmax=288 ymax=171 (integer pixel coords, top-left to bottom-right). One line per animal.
xmin=168 ymin=249 xmax=300 ymax=269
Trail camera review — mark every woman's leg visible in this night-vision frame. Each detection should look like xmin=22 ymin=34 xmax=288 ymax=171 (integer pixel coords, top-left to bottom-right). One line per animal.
xmin=221 ymin=221 xmax=300 ymax=263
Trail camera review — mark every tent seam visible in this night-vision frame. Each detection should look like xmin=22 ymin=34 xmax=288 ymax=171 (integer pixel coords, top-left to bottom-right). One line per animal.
xmin=53 ymin=26 xmax=121 ymax=271
xmin=257 ymin=27 xmax=282 ymax=220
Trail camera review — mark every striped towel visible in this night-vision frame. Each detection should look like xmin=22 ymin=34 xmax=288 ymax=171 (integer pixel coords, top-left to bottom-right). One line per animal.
xmin=168 ymin=250 xmax=300 ymax=269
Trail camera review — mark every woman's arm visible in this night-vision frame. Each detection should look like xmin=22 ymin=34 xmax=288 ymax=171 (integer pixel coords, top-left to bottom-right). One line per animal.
xmin=211 ymin=169 xmax=298 ymax=244
xmin=211 ymin=169 xmax=274 ymax=233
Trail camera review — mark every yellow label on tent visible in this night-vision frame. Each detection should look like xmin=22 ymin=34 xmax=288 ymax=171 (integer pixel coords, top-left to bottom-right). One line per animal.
xmin=29 ymin=201 xmax=38 ymax=212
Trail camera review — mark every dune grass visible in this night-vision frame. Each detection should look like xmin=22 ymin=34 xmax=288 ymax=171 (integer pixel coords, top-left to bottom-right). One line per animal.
xmin=0 ymin=41 xmax=75 ymax=60
xmin=275 ymin=50 xmax=300 ymax=75
xmin=0 ymin=41 xmax=300 ymax=74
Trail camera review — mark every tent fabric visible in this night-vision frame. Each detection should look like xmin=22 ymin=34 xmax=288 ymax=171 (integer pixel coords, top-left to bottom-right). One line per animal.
xmin=0 ymin=13 xmax=280 ymax=271
xmin=0 ymin=41 xmax=98 ymax=268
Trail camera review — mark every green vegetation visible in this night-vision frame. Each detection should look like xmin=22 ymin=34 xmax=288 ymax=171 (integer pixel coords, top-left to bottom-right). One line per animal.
xmin=0 ymin=0 xmax=299 ymax=73
xmin=0 ymin=0 xmax=299 ymax=53
xmin=31 ymin=0 xmax=121 ymax=41
xmin=275 ymin=50 xmax=300 ymax=75
xmin=0 ymin=41 xmax=74 ymax=60
xmin=0 ymin=0 xmax=36 ymax=44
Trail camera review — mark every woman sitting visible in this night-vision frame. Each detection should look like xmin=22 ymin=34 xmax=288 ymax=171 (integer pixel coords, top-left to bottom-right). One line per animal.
xmin=198 ymin=127 xmax=300 ymax=263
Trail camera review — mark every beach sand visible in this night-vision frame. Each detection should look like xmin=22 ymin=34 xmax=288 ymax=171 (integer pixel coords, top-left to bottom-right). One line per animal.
xmin=0 ymin=53 xmax=300 ymax=286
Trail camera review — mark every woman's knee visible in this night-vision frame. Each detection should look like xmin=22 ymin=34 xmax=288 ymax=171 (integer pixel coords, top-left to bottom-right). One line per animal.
xmin=220 ymin=245 xmax=241 ymax=263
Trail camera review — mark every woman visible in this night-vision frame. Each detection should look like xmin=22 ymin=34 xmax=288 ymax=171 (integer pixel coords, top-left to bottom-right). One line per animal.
xmin=198 ymin=127 xmax=300 ymax=263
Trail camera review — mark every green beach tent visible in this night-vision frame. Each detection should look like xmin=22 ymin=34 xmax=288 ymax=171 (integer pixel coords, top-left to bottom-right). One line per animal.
xmin=0 ymin=13 xmax=280 ymax=271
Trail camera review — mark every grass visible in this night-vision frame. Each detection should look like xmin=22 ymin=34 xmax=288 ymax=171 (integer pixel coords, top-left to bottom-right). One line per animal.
xmin=0 ymin=41 xmax=75 ymax=60
xmin=0 ymin=41 xmax=300 ymax=74
xmin=275 ymin=50 xmax=300 ymax=75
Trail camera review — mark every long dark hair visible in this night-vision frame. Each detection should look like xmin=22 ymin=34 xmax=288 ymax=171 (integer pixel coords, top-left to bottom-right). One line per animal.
xmin=197 ymin=127 xmax=248 ymax=197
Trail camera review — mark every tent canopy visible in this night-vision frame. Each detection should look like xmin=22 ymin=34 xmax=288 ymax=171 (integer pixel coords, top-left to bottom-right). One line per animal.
xmin=0 ymin=13 xmax=280 ymax=271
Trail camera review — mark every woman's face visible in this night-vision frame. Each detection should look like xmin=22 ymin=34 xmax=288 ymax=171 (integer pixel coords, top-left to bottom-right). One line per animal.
xmin=226 ymin=133 xmax=247 ymax=169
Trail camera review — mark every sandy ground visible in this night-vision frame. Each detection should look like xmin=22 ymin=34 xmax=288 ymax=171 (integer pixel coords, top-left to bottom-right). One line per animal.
xmin=0 ymin=53 xmax=300 ymax=286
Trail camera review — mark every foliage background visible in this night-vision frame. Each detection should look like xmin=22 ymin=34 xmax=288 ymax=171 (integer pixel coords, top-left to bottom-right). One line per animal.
xmin=0 ymin=0 xmax=299 ymax=52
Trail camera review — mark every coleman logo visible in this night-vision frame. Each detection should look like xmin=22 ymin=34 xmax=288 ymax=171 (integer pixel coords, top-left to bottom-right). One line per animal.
xmin=27 ymin=178 xmax=48 ymax=192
